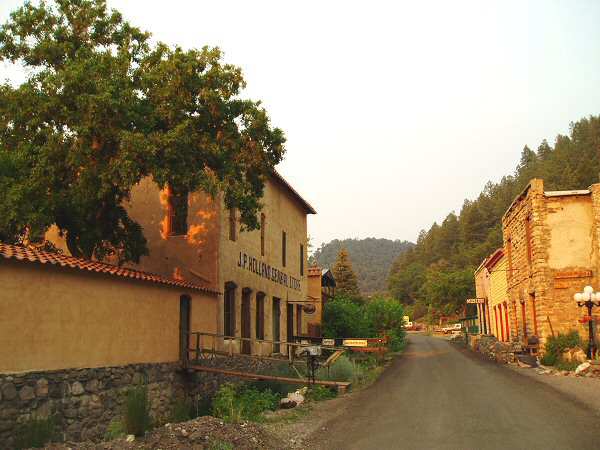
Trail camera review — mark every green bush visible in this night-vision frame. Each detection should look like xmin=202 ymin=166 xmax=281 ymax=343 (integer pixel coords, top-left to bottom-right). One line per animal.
xmin=104 ymin=418 xmax=125 ymax=441
xmin=322 ymin=296 xmax=407 ymax=352
xmin=317 ymin=355 xmax=355 ymax=382
xmin=14 ymin=416 xmax=58 ymax=449
xmin=322 ymin=297 xmax=370 ymax=338
xmin=208 ymin=440 xmax=234 ymax=450
xmin=556 ymin=359 xmax=579 ymax=371
xmin=540 ymin=352 xmax=557 ymax=366
xmin=211 ymin=383 xmax=279 ymax=423
xmin=543 ymin=331 xmax=581 ymax=365
xmin=251 ymin=363 xmax=300 ymax=396
xmin=306 ymin=385 xmax=337 ymax=401
xmin=171 ymin=398 xmax=193 ymax=423
xmin=124 ymin=385 xmax=152 ymax=436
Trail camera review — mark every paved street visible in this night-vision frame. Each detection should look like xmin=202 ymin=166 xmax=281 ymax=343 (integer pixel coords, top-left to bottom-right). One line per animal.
xmin=310 ymin=334 xmax=600 ymax=450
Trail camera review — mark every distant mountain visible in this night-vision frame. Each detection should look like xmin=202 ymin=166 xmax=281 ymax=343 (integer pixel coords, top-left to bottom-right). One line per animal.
xmin=311 ymin=238 xmax=414 ymax=295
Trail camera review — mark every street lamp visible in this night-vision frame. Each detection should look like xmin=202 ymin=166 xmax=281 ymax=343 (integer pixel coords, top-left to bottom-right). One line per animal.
xmin=574 ymin=286 xmax=600 ymax=359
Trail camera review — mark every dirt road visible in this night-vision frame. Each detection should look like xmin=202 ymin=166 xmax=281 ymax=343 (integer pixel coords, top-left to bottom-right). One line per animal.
xmin=308 ymin=333 xmax=600 ymax=450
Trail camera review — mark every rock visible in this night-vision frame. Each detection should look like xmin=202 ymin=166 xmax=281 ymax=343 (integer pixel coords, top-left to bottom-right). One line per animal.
xmin=572 ymin=349 xmax=587 ymax=363
xmin=516 ymin=354 xmax=538 ymax=368
xmin=575 ymin=362 xmax=591 ymax=375
xmin=71 ymin=382 xmax=85 ymax=396
xmin=126 ymin=434 xmax=135 ymax=442
xmin=85 ymin=379 xmax=100 ymax=393
xmin=2 ymin=383 xmax=17 ymax=401
xmin=19 ymin=386 xmax=35 ymax=401
xmin=562 ymin=349 xmax=572 ymax=362
xmin=35 ymin=379 xmax=49 ymax=397
xmin=280 ymin=398 xmax=297 ymax=409
xmin=287 ymin=392 xmax=305 ymax=405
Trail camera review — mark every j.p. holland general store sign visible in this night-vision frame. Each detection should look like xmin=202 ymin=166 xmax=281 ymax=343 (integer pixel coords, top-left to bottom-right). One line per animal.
xmin=237 ymin=252 xmax=301 ymax=291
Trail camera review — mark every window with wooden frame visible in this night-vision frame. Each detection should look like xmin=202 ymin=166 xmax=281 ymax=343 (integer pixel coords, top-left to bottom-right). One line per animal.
xmin=525 ymin=215 xmax=533 ymax=267
xmin=260 ymin=213 xmax=266 ymax=256
xmin=224 ymin=283 xmax=236 ymax=337
xmin=520 ymin=299 xmax=527 ymax=341
xmin=506 ymin=237 xmax=513 ymax=279
xmin=499 ymin=304 xmax=505 ymax=342
xmin=530 ymin=293 xmax=538 ymax=335
xmin=282 ymin=231 xmax=287 ymax=267
xmin=229 ymin=208 xmax=237 ymax=241
xmin=300 ymin=244 xmax=304 ymax=276
xmin=167 ymin=185 xmax=188 ymax=236
xmin=256 ymin=292 xmax=265 ymax=340
xmin=503 ymin=301 xmax=510 ymax=341
xmin=296 ymin=304 xmax=303 ymax=337
xmin=494 ymin=306 xmax=500 ymax=338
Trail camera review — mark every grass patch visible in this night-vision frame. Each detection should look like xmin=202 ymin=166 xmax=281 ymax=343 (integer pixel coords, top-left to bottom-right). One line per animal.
xmin=124 ymin=385 xmax=152 ymax=436
xmin=14 ymin=416 xmax=58 ymax=449
xmin=211 ymin=383 xmax=279 ymax=423
xmin=104 ymin=418 xmax=125 ymax=441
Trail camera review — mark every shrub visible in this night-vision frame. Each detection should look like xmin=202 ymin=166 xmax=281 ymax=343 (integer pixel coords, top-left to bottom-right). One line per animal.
xmin=306 ymin=385 xmax=337 ymax=401
xmin=543 ymin=331 xmax=581 ymax=365
xmin=171 ymin=398 xmax=193 ymax=423
xmin=318 ymin=355 xmax=355 ymax=382
xmin=322 ymin=297 xmax=369 ymax=338
xmin=14 ymin=416 xmax=58 ymax=449
xmin=556 ymin=359 xmax=579 ymax=371
xmin=208 ymin=440 xmax=234 ymax=450
xmin=251 ymin=363 xmax=300 ymax=396
xmin=104 ymin=418 xmax=125 ymax=441
xmin=124 ymin=385 xmax=152 ymax=436
xmin=211 ymin=383 xmax=279 ymax=423
xmin=540 ymin=352 xmax=557 ymax=367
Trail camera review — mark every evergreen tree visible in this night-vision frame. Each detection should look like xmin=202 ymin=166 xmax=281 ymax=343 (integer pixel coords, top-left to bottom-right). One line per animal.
xmin=388 ymin=114 xmax=600 ymax=321
xmin=332 ymin=248 xmax=361 ymax=299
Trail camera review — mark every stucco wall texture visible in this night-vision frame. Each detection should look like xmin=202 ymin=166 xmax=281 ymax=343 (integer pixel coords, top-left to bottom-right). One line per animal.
xmin=0 ymin=260 xmax=217 ymax=374
xmin=123 ymin=174 xmax=312 ymax=356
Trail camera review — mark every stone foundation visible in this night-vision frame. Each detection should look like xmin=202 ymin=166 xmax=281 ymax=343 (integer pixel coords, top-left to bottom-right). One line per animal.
xmin=0 ymin=355 xmax=284 ymax=449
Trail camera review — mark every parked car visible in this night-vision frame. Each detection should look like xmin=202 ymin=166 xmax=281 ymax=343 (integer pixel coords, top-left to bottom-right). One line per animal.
xmin=442 ymin=323 xmax=462 ymax=334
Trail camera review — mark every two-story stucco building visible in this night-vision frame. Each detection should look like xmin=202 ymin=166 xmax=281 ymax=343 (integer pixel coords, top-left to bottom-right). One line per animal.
xmin=120 ymin=171 xmax=316 ymax=356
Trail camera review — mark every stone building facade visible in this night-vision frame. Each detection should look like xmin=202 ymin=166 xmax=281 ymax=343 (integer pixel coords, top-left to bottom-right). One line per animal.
xmin=502 ymin=179 xmax=600 ymax=349
xmin=303 ymin=267 xmax=336 ymax=337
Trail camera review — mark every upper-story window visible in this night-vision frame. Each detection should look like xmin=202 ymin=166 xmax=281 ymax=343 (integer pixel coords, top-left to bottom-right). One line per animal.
xmin=506 ymin=237 xmax=513 ymax=279
xmin=525 ymin=215 xmax=533 ymax=267
xmin=300 ymin=244 xmax=304 ymax=276
xmin=167 ymin=186 xmax=188 ymax=236
xmin=260 ymin=213 xmax=266 ymax=256
xmin=229 ymin=208 xmax=237 ymax=241
xmin=282 ymin=231 xmax=287 ymax=267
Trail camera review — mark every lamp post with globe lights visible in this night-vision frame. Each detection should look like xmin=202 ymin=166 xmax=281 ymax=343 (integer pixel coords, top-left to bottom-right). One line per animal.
xmin=574 ymin=286 xmax=600 ymax=359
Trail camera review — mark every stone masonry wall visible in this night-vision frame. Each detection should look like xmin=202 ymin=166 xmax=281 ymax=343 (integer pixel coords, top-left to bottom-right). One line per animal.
xmin=0 ymin=356 xmax=281 ymax=449
xmin=502 ymin=180 xmax=600 ymax=350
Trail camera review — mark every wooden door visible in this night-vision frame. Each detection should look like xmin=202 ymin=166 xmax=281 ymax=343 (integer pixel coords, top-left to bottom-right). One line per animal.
xmin=241 ymin=289 xmax=252 ymax=354
xmin=179 ymin=295 xmax=191 ymax=363
xmin=272 ymin=298 xmax=281 ymax=353
xmin=286 ymin=303 xmax=294 ymax=354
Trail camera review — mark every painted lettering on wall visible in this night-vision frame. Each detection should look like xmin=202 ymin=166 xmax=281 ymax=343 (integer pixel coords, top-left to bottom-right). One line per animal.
xmin=237 ymin=252 xmax=301 ymax=291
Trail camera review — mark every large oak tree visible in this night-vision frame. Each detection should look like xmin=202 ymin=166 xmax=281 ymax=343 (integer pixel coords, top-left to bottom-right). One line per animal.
xmin=0 ymin=0 xmax=285 ymax=263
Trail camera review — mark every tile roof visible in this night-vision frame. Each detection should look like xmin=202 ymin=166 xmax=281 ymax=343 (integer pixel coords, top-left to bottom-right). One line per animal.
xmin=0 ymin=242 xmax=219 ymax=295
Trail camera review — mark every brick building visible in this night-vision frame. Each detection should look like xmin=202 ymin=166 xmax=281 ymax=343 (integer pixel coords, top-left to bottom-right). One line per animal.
xmin=502 ymin=178 xmax=600 ymax=349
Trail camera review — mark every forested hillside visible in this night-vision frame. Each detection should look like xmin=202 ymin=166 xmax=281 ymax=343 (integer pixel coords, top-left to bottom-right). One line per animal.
xmin=388 ymin=115 xmax=600 ymax=319
xmin=312 ymin=238 xmax=414 ymax=294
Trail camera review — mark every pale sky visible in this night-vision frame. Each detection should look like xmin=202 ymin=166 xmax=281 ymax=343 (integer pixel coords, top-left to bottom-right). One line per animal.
xmin=2 ymin=0 xmax=600 ymax=249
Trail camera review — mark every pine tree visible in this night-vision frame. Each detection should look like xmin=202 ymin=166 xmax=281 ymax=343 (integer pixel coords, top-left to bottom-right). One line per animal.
xmin=332 ymin=248 xmax=361 ymax=300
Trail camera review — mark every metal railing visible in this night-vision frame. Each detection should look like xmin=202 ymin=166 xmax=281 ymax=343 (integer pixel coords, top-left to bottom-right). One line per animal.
xmin=183 ymin=331 xmax=346 ymax=365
